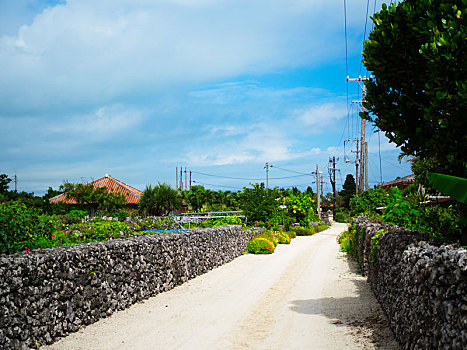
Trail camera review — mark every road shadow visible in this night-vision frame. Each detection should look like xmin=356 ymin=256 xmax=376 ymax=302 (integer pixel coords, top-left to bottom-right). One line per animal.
xmin=289 ymin=255 xmax=400 ymax=350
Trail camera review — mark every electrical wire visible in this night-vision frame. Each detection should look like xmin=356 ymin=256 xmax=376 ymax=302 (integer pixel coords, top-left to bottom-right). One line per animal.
xmin=270 ymin=165 xmax=312 ymax=176
xmin=359 ymin=0 xmax=371 ymax=76
xmin=191 ymin=170 xmax=262 ymax=181
xmin=191 ymin=170 xmax=312 ymax=182
xmin=191 ymin=180 xmax=242 ymax=190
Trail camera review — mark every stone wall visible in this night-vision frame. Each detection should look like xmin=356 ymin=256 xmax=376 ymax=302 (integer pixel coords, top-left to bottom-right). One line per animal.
xmin=352 ymin=219 xmax=467 ymax=350
xmin=0 ymin=225 xmax=250 ymax=349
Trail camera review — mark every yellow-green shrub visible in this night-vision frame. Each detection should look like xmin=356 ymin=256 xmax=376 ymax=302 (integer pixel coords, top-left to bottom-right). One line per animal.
xmin=247 ymin=237 xmax=275 ymax=254
xmin=274 ymin=230 xmax=291 ymax=244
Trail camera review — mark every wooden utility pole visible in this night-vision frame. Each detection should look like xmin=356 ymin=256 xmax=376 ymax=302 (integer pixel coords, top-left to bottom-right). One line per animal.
xmin=189 ymin=171 xmax=192 ymax=190
xmin=344 ymin=138 xmax=360 ymax=195
xmin=179 ymin=167 xmax=183 ymax=190
xmin=365 ymin=142 xmax=369 ymax=190
xmin=316 ymin=164 xmax=321 ymax=216
xmin=355 ymin=140 xmax=359 ymax=195
xmin=264 ymin=162 xmax=270 ymax=189
xmin=329 ymin=157 xmax=338 ymax=220
xmin=347 ymin=75 xmax=370 ymax=194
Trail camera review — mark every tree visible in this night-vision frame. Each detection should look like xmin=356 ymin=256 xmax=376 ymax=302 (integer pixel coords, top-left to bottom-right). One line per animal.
xmin=0 ymin=174 xmax=11 ymax=193
xmin=362 ymin=0 xmax=467 ymax=178
xmin=237 ymin=183 xmax=279 ymax=223
xmin=350 ymin=188 xmax=390 ymax=215
xmin=60 ymin=183 xmax=127 ymax=213
xmin=139 ymin=183 xmax=182 ymax=216
xmin=340 ymin=174 xmax=356 ymax=209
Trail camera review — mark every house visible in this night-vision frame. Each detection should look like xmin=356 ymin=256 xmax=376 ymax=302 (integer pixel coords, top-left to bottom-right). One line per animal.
xmin=49 ymin=174 xmax=142 ymax=206
xmin=379 ymin=174 xmax=415 ymax=191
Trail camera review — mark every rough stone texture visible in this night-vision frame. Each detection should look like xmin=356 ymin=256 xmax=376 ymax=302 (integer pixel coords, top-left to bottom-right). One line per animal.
xmin=353 ymin=218 xmax=467 ymax=350
xmin=0 ymin=225 xmax=250 ymax=349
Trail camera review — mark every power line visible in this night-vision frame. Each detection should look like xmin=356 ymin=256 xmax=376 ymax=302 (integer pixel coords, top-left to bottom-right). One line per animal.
xmin=359 ymin=0 xmax=371 ymax=76
xmin=191 ymin=170 xmax=312 ymax=182
xmin=191 ymin=170 xmax=262 ymax=181
xmin=269 ymin=165 xmax=312 ymax=176
xmin=191 ymin=180 xmax=242 ymax=190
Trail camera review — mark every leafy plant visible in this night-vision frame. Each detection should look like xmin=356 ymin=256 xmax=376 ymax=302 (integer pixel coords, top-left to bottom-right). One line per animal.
xmin=246 ymin=237 xmax=275 ymax=254
xmin=238 ymin=183 xmax=280 ymax=224
xmin=274 ymin=230 xmax=291 ymax=244
xmin=369 ymin=230 xmax=387 ymax=264
xmin=350 ymin=188 xmax=390 ymax=215
xmin=363 ymin=0 xmax=467 ymax=178
xmin=139 ymin=183 xmax=182 ymax=216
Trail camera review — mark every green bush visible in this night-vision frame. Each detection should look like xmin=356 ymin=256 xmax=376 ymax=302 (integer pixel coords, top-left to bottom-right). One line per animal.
xmin=292 ymin=227 xmax=312 ymax=236
xmin=247 ymin=237 xmax=275 ymax=254
xmin=338 ymin=230 xmax=353 ymax=252
xmin=67 ymin=209 xmax=87 ymax=224
xmin=274 ymin=230 xmax=291 ymax=244
xmin=286 ymin=230 xmax=296 ymax=239
xmin=252 ymin=230 xmax=279 ymax=246
xmin=0 ymin=202 xmax=61 ymax=254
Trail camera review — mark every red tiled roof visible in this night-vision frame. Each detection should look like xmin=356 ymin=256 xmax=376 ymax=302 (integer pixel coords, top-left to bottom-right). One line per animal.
xmin=379 ymin=174 xmax=416 ymax=189
xmin=50 ymin=174 xmax=142 ymax=204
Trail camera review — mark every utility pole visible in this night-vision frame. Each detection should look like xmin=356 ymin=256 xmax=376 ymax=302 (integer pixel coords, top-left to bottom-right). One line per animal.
xmin=176 ymin=167 xmax=178 ymax=190
xmin=189 ymin=171 xmax=192 ymax=190
xmin=179 ymin=167 xmax=183 ymax=190
xmin=264 ymin=162 xmax=270 ymax=189
xmin=316 ymin=164 xmax=321 ymax=217
xmin=356 ymin=140 xmax=360 ymax=195
xmin=365 ymin=142 xmax=369 ymax=190
xmin=344 ymin=138 xmax=360 ymax=195
xmin=184 ymin=167 xmax=187 ymax=191
xmin=14 ymin=172 xmax=18 ymax=193
xmin=328 ymin=157 xmax=338 ymax=221
xmin=347 ymin=75 xmax=371 ymax=193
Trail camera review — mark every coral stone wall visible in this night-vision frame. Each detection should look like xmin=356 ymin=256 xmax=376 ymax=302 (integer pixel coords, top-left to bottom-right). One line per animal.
xmin=353 ymin=219 xmax=467 ymax=350
xmin=0 ymin=225 xmax=250 ymax=349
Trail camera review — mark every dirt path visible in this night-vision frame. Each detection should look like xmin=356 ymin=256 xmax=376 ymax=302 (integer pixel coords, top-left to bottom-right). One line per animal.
xmin=43 ymin=223 xmax=399 ymax=350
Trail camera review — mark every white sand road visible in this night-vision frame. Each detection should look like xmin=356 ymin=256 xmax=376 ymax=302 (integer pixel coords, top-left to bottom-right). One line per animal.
xmin=43 ymin=223 xmax=399 ymax=350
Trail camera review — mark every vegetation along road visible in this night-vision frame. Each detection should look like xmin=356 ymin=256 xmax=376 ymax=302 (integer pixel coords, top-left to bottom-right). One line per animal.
xmin=44 ymin=223 xmax=399 ymax=350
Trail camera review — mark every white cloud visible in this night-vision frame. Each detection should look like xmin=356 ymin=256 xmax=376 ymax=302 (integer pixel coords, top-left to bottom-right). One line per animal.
xmin=296 ymin=103 xmax=348 ymax=129
xmin=0 ymin=0 xmax=349 ymax=113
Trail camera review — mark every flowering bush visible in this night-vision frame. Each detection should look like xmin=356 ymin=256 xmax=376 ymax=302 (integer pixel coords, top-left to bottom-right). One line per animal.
xmin=282 ymin=191 xmax=318 ymax=227
xmin=274 ymin=230 xmax=291 ymax=244
xmin=0 ymin=202 xmax=61 ymax=254
xmin=247 ymin=237 xmax=275 ymax=254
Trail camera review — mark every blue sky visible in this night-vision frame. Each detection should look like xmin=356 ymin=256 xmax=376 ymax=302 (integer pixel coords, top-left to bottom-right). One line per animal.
xmin=0 ymin=0 xmax=412 ymax=195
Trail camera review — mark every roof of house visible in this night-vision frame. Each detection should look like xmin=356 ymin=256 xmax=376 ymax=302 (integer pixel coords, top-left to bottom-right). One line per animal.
xmin=49 ymin=174 xmax=142 ymax=204
xmin=379 ymin=174 xmax=416 ymax=189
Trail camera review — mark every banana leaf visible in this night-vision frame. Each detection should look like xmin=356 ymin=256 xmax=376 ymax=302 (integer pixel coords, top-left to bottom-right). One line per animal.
xmin=427 ymin=173 xmax=467 ymax=204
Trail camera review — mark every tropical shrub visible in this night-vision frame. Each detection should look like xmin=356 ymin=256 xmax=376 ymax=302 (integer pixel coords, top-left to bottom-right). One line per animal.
xmin=286 ymin=230 xmax=296 ymax=239
xmin=246 ymin=237 xmax=275 ymax=254
xmin=67 ymin=209 xmax=88 ymax=224
xmin=139 ymin=183 xmax=182 ymax=216
xmin=281 ymin=190 xmax=318 ymax=227
xmin=274 ymin=230 xmax=291 ymax=244
xmin=238 ymin=183 xmax=280 ymax=224
xmin=350 ymin=187 xmax=390 ymax=215
xmin=0 ymin=202 xmax=61 ymax=254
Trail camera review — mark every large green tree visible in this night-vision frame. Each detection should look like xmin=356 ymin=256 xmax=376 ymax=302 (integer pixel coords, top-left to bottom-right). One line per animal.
xmin=362 ymin=0 xmax=467 ymax=177
xmin=237 ymin=183 xmax=280 ymax=223
xmin=340 ymin=174 xmax=356 ymax=209
xmin=0 ymin=174 xmax=11 ymax=193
